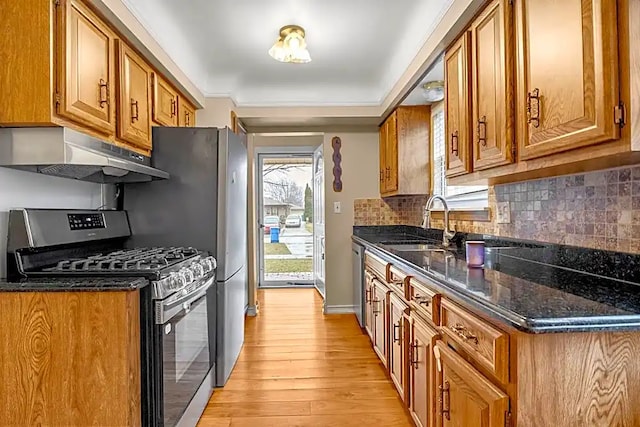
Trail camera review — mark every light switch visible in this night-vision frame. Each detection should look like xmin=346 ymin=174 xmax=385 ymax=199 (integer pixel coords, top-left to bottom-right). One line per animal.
xmin=333 ymin=202 xmax=341 ymax=214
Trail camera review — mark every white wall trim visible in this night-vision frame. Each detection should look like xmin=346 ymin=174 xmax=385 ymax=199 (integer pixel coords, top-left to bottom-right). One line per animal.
xmin=323 ymin=305 xmax=356 ymax=314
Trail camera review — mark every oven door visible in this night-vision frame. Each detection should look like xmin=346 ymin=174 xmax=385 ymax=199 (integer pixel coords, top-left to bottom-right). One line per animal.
xmin=155 ymin=277 xmax=214 ymax=426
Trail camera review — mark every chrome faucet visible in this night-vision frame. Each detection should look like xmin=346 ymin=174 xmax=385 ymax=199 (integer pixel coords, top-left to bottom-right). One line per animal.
xmin=422 ymin=195 xmax=456 ymax=247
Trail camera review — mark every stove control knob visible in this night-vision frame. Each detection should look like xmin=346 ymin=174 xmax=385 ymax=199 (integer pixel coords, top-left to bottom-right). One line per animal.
xmin=181 ymin=268 xmax=195 ymax=285
xmin=192 ymin=263 xmax=205 ymax=279
xmin=201 ymin=257 xmax=217 ymax=273
xmin=169 ymin=272 xmax=184 ymax=290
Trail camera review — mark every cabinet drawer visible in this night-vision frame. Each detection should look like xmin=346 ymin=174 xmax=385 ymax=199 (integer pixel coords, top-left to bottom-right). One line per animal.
xmin=408 ymin=277 xmax=439 ymax=327
xmin=365 ymin=252 xmax=389 ymax=282
xmin=388 ymin=265 xmax=407 ymax=298
xmin=440 ymin=298 xmax=509 ymax=383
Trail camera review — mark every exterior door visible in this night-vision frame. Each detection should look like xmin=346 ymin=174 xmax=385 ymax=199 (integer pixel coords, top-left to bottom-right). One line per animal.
xmin=116 ymin=40 xmax=152 ymax=150
xmin=471 ymin=0 xmax=514 ymax=171
xmin=445 ymin=32 xmax=472 ymax=177
xmin=409 ymin=317 xmax=439 ymax=427
xmin=56 ymin=0 xmax=115 ymax=135
xmin=313 ymin=145 xmax=326 ymax=299
xmin=515 ymin=0 xmax=620 ymax=160
xmin=435 ymin=341 xmax=509 ymax=427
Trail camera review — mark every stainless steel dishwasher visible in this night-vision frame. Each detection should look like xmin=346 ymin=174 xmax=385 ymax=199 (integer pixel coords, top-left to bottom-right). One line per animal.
xmin=352 ymin=242 xmax=365 ymax=328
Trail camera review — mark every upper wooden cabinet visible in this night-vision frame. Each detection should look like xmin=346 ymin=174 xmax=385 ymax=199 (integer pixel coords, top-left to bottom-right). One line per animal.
xmin=435 ymin=341 xmax=510 ymax=427
xmin=56 ymin=0 xmax=115 ymax=135
xmin=470 ymin=0 xmax=514 ymax=171
xmin=445 ymin=33 xmax=472 ymax=178
xmin=515 ymin=0 xmax=620 ymax=160
xmin=152 ymin=73 xmax=179 ymax=127
xmin=116 ymin=40 xmax=152 ymax=150
xmin=379 ymin=106 xmax=431 ymax=197
xmin=179 ymin=99 xmax=196 ymax=127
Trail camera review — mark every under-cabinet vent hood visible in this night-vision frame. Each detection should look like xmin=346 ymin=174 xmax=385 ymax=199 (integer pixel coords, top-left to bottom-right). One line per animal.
xmin=0 ymin=127 xmax=169 ymax=183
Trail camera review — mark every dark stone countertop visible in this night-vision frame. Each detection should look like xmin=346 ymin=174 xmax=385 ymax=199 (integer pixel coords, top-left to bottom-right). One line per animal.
xmin=0 ymin=277 xmax=148 ymax=291
xmin=353 ymin=225 xmax=640 ymax=333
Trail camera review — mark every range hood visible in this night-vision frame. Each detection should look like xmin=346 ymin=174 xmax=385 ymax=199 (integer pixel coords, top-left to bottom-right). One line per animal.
xmin=0 ymin=127 xmax=169 ymax=183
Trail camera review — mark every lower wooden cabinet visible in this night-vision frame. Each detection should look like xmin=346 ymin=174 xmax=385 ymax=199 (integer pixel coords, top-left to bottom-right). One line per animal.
xmin=388 ymin=293 xmax=409 ymax=401
xmin=434 ymin=341 xmax=510 ymax=427
xmin=372 ymin=278 xmax=389 ymax=367
xmin=364 ymin=270 xmax=375 ymax=341
xmin=409 ymin=315 xmax=440 ymax=427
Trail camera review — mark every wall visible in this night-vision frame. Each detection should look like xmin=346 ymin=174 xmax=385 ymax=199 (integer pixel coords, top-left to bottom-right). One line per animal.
xmin=0 ymin=168 xmax=103 ymax=278
xmin=354 ymin=165 xmax=640 ymax=254
xmin=323 ymin=132 xmax=380 ymax=310
xmin=196 ymin=97 xmax=236 ymax=128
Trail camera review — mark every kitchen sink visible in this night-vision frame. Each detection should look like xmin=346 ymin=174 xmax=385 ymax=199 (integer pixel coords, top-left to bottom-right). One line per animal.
xmin=382 ymin=243 xmax=444 ymax=251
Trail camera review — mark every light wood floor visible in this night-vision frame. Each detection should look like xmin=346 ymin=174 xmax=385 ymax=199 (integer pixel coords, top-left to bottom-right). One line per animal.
xmin=197 ymin=288 xmax=414 ymax=427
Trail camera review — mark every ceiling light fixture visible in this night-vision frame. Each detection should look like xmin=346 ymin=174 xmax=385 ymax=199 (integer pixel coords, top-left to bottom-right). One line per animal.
xmin=422 ymin=80 xmax=445 ymax=102
xmin=269 ymin=25 xmax=311 ymax=64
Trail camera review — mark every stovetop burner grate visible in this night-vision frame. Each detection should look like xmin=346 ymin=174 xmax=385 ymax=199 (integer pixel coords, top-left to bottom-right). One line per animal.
xmin=42 ymin=247 xmax=201 ymax=273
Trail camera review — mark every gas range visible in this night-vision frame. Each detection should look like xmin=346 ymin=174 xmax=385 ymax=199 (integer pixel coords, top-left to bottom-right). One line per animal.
xmin=6 ymin=209 xmax=216 ymax=300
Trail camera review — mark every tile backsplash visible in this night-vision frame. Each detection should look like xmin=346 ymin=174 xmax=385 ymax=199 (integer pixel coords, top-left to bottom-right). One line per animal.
xmin=354 ymin=165 xmax=640 ymax=254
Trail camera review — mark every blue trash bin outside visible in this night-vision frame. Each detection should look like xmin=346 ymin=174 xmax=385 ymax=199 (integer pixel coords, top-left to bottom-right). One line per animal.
xmin=270 ymin=227 xmax=280 ymax=243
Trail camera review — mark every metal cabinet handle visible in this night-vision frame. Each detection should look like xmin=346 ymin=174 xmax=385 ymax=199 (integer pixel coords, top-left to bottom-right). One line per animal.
xmin=385 ymin=166 xmax=390 ymax=179
xmin=365 ymin=288 xmax=371 ymax=303
xmin=379 ymin=170 xmax=384 ymax=182
xmin=439 ymin=381 xmax=451 ymax=420
xmin=413 ymin=295 xmax=430 ymax=306
xmin=527 ymin=88 xmax=541 ymax=128
xmin=451 ymin=323 xmax=479 ymax=344
xmin=131 ymin=99 xmax=139 ymax=122
xmin=185 ymin=111 xmax=191 ymax=126
xmin=372 ymin=299 xmax=380 ymax=314
xmin=171 ymin=99 xmax=177 ymax=117
xmin=450 ymin=131 xmax=459 ymax=156
xmin=393 ymin=322 xmax=402 ymax=343
xmin=410 ymin=342 xmax=419 ymax=369
xmin=477 ymin=115 xmax=487 ymax=146
xmin=99 ymin=79 xmax=109 ymax=108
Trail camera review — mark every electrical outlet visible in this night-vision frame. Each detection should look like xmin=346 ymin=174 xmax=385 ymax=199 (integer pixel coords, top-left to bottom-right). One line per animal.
xmin=333 ymin=201 xmax=341 ymax=214
xmin=496 ymin=202 xmax=511 ymax=224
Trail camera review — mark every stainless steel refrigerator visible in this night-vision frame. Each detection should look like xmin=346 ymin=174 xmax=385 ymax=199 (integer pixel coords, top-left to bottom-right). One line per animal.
xmin=123 ymin=127 xmax=247 ymax=387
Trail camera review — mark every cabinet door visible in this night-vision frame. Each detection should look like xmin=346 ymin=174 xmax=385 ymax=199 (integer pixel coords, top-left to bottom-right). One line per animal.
xmin=515 ymin=0 xmax=619 ymax=160
xmin=409 ymin=317 xmax=439 ymax=427
xmin=385 ymin=113 xmax=399 ymax=193
xmin=116 ymin=40 xmax=152 ymax=150
xmin=56 ymin=0 xmax=115 ymax=134
xmin=445 ymin=33 xmax=472 ymax=177
xmin=364 ymin=271 xmax=375 ymax=342
xmin=435 ymin=341 xmax=509 ymax=427
xmin=379 ymin=122 xmax=387 ymax=194
xmin=388 ymin=294 xmax=407 ymax=401
xmin=471 ymin=0 xmax=514 ymax=171
xmin=372 ymin=279 xmax=387 ymax=367
xmin=179 ymin=99 xmax=196 ymax=127
xmin=152 ymin=73 xmax=178 ymax=126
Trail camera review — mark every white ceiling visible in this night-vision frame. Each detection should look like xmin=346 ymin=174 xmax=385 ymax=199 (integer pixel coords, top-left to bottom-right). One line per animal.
xmin=401 ymin=57 xmax=444 ymax=106
xmin=122 ymin=0 xmax=453 ymax=107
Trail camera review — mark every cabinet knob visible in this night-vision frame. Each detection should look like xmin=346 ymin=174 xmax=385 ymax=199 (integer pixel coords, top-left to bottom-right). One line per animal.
xmin=171 ymin=99 xmax=177 ymax=117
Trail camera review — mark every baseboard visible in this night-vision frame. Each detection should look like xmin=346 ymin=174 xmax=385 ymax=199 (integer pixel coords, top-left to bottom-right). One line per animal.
xmin=246 ymin=305 xmax=258 ymax=316
xmin=323 ymin=304 xmax=356 ymax=314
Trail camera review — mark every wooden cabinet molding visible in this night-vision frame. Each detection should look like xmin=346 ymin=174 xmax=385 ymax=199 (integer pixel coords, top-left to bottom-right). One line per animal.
xmin=379 ymin=106 xmax=431 ymax=197
xmin=515 ymin=0 xmax=620 ymax=160
xmin=152 ymin=73 xmax=179 ymax=127
xmin=56 ymin=0 xmax=116 ymax=135
xmin=445 ymin=33 xmax=473 ymax=178
xmin=116 ymin=40 xmax=152 ymax=150
xmin=471 ymin=0 xmax=514 ymax=171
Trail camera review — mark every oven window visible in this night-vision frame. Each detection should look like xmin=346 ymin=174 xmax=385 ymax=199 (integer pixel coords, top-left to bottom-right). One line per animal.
xmin=162 ymin=295 xmax=210 ymax=426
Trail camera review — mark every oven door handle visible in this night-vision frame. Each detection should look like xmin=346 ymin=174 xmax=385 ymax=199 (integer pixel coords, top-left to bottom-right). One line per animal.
xmin=156 ymin=276 xmax=215 ymax=324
